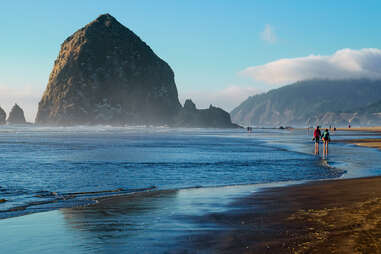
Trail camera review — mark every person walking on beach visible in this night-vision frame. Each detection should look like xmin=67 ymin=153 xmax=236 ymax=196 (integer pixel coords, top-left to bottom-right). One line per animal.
xmin=313 ymin=126 xmax=321 ymax=155
xmin=322 ymin=128 xmax=331 ymax=157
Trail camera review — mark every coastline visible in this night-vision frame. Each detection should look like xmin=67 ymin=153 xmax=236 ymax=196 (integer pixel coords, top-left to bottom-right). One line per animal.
xmin=187 ymin=127 xmax=381 ymax=253
xmin=1 ymin=128 xmax=381 ymax=253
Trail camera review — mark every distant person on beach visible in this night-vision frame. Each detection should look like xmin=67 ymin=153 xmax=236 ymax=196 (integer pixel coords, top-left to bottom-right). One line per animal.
xmin=313 ymin=126 xmax=321 ymax=155
xmin=322 ymin=128 xmax=331 ymax=157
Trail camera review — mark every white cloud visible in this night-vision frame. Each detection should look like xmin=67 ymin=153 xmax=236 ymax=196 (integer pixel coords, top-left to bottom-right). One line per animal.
xmin=0 ymin=85 xmax=43 ymax=122
xmin=179 ymin=86 xmax=261 ymax=112
xmin=260 ymin=24 xmax=276 ymax=44
xmin=241 ymin=48 xmax=381 ymax=85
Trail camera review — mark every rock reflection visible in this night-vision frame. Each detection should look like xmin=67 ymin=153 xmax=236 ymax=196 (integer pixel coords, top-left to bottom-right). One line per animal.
xmin=62 ymin=190 xmax=178 ymax=229
xmin=59 ymin=185 xmax=264 ymax=253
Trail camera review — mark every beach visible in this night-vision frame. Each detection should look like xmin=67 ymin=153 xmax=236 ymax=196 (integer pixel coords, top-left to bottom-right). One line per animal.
xmin=1 ymin=127 xmax=381 ymax=253
xmin=185 ymin=127 xmax=381 ymax=253
xmin=62 ymin=127 xmax=381 ymax=253
xmin=187 ymin=176 xmax=381 ymax=253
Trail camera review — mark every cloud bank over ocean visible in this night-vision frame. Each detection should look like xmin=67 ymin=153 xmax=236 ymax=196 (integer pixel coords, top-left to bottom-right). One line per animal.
xmin=241 ymin=48 xmax=381 ymax=85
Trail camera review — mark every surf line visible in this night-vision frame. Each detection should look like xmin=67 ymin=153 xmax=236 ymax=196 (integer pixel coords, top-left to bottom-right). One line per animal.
xmin=0 ymin=186 xmax=157 ymax=214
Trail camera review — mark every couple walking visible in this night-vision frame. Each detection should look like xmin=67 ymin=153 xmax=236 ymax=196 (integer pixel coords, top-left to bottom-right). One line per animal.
xmin=313 ymin=126 xmax=330 ymax=156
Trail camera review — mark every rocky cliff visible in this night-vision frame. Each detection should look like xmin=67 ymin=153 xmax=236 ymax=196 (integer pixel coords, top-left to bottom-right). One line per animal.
xmin=231 ymin=79 xmax=381 ymax=127
xmin=174 ymin=99 xmax=240 ymax=128
xmin=36 ymin=14 xmax=181 ymax=126
xmin=0 ymin=106 xmax=6 ymax=125
xmin=7 ymin=104 xmax=26 ymax=124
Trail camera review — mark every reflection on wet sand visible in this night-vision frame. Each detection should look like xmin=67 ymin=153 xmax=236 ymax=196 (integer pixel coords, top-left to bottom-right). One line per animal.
xmin=59 ymin=185 xmax=268 ymax=253
xmin=63 ymin=190 xmax=178 ymax=230
xmin=61 ymin=190 xmax=183 ymax=252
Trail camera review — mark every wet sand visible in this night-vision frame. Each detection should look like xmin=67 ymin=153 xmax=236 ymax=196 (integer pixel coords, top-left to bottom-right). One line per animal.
xmin=190 ymin=176 xmax=381 ymax=253
xmin=336 ymin=126 xmax=381 ymax=149
xmin=337 ymin=126 xmax=381 ymax=132
xmin=336 ymin=138 xmax=381 ymax=150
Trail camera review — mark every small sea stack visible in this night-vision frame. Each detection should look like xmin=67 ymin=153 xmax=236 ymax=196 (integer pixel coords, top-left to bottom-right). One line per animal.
xmin=7 ymin=104 xmax=26 ymax=124
xmin=174 ymin=99 xmax=240 ymax=128
xmin=0 ymin=106 xmax=6 ymax=125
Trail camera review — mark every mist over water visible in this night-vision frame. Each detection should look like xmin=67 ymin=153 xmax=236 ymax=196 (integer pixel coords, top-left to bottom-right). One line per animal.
xmin=0 ymin=126 xmax=380 ymax=218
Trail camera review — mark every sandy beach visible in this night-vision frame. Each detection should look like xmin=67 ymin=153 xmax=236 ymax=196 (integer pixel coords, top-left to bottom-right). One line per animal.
xmin=337 ymin=127 xmax=381 ymax=132
xmin=337 ymin=138 xmax=381 ymax=150
xmin=334 ymin=126 xmax=381 ymax=150
xmin=191 ymin=176 xmax=381 ymax=253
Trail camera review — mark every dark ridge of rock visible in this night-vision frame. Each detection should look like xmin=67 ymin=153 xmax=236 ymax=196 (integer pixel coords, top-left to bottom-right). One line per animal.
xmin=36 ymin=14 xmax=181 ymax=126
xmin=183 ymin=99 xmax=196 ymax=111
xmin=7 ymin=104 xmax=26 ymax=124
xmin=174 ymin=99 xmax=241 ymax=128
xmin=0 ymin=106 xmax=6 ymax=125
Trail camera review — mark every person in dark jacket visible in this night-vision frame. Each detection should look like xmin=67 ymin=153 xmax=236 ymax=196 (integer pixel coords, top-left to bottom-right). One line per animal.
xmin=313 ymin=126 xmax=321 ymax=155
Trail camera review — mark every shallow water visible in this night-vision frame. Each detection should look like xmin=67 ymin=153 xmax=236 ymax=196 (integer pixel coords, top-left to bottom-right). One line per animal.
xmin=0 ymin=126 xmax=361 ymax=218
xmin=1 ymin=182 xmax=298 ymax=254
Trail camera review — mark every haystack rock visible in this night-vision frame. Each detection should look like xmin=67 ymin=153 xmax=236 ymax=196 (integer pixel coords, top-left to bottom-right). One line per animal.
xmin=36 ymin=14 xmax=181 ymax=126
xmin=0 ymin=106 xmax=6 ymax=125
xmin=7 ymin=104 xmax=26 ymax=124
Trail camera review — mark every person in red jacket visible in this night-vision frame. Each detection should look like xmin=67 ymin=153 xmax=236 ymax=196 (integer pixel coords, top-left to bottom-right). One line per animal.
xmin=313 ymin=126 xmax=321 ymax=155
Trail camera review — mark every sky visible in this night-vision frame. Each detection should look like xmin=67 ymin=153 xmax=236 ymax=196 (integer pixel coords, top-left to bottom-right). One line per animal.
xmin=1 ymin=1 xmax=381 ymax=121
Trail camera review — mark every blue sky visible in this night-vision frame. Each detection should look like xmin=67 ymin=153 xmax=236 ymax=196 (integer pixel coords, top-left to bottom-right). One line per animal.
xmin=1 ymin=1 xmax=381 ymax=121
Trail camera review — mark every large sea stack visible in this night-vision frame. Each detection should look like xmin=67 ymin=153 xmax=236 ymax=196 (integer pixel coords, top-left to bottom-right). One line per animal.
xmin=0 ymin=106 xmax=6 ymax=125
xmin=36 ymin=14 xmax=181 ymax=126
xmin=7 ymin=104 xmax=26 ymax=124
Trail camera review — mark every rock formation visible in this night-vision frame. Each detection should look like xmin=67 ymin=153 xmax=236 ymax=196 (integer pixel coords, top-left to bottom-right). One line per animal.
xmin=36 ymin=14 xmax=181 ymax=126
xmin=0 ymin=106 xmax=6 ymax=125
xmin=35 ymin=14 xmax=239 ymax=128
xmin=7 ymin=104 xmax=26 ymax=124
xmin=174 ymin=99 xmax=240 ymax=128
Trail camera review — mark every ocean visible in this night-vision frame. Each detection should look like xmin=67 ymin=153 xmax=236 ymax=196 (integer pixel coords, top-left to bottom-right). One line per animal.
xmin=1 ymin=126 xmax=380 ymax=219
